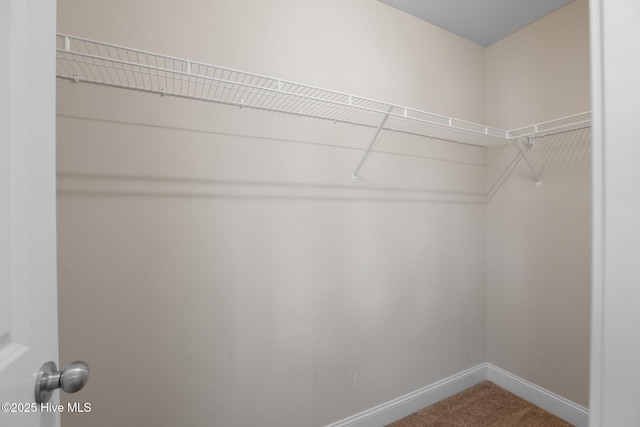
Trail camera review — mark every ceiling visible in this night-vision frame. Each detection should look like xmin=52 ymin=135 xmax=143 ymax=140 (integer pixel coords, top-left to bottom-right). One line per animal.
xmin=378 ymin=0 xmax=573 ymax=47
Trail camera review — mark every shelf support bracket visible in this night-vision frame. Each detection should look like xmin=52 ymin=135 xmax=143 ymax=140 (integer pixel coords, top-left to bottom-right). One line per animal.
xmin=352 ymin=111 xmax=391 ymax=183
xmin=515 ymin=136 xmax=542 ymax=187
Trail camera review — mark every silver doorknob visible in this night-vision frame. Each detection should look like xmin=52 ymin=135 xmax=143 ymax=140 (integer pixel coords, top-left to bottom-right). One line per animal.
xmin=35 ymin=361 xmax=89 ymax=404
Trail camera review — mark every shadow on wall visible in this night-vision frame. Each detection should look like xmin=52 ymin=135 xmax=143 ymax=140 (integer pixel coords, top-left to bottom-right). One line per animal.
xmin=487 ymin=127 xmax=591 ymax=199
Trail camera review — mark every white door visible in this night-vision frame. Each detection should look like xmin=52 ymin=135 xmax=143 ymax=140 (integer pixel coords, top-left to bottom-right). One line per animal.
xmin=0 ymin=1 xmax=60 ymax=426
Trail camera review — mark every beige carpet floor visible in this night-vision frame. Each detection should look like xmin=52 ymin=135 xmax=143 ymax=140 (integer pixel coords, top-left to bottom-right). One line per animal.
xmin=386 ymin=381 xmax=574 ymax=427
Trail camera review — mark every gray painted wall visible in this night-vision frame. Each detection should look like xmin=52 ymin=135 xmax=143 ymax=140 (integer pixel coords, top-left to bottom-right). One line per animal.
xmin=55 ymin=0 xmax=591 ymax=425
xmin=56 ymin=1 xmax=488 ymax=426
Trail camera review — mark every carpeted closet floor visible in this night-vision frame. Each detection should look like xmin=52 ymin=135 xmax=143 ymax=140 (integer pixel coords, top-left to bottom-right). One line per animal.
xmin=386 ymin=381 xmax=574 ymax=427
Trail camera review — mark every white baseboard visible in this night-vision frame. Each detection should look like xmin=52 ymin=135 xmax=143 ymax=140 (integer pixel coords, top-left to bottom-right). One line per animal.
xmin=486 ymin=364 xmax=589 ymax=427
xmin=326 ymin=363 xmax=589 ymax=427
xmin=325 ymin=364 xmax=486 ymax=427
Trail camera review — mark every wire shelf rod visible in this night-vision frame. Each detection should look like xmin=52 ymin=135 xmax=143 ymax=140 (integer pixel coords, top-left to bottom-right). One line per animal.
xmin=60 ymin=34 xmax=409 ymax=113
xmin=58 ymin=49 xmax=394 ymax=116
xmin=56 ymin=34 xmax=519 ymax=138
xmin=57 ymin=31 xmax=593 ymax=179
xmin=59 ymin=52 xmax=511 ymax=144
xmin=507 ymin=112 xmax=592 ymax=139
xmin=56 ymin=33 xmax=598 ymax=185
xmin=57 ymin=33 xmax=510 ymax=147
xmin=529 ymin=124 xmax=592 ymax=139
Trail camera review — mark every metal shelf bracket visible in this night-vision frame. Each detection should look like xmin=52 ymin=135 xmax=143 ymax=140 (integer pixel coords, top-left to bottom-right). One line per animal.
xmin=515 ymin=136 xmax=542 ymax=187
xmin=351 ymin=111 xmax=391 ymax=183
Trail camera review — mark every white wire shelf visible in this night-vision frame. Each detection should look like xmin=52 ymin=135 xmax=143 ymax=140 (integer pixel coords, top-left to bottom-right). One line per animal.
xmin=56 ymin=33 xmax=509 ymax=147
xmin=55 ymin=33 xmax=592 ymax=185
xmin=507 ymin=112 xmax=592 ymax=139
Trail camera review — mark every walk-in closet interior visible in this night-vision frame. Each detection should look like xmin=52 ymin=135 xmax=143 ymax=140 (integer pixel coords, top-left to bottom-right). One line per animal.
xmin=55 ymin=0 xmax=591 ymax=426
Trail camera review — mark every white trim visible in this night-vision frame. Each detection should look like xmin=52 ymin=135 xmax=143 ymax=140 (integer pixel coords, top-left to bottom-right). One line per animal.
xmin=486 ymin=364 xmax=589 ymax=427
xmin=326 ymin=364 xmax=589 ymax=427
xmin=325 ymin=364 xmax=486 ymax=427
xmin=587 ymin=0 xmax=604 ymax=425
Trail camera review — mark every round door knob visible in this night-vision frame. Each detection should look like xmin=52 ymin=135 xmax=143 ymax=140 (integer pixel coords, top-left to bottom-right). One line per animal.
xmin=35 ymin=361 xmax=90 ymax=404
xmin=60 ymin=361 xmax=89 ymax=393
